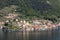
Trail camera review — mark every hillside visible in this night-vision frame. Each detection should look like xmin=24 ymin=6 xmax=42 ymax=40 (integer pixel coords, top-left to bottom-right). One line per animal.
xmin=0 ymin=0 xmax=60 ymax=22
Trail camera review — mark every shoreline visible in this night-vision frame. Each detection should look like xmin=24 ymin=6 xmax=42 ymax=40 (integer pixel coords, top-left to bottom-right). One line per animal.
xmin=1 ymin=26 xmax=60 ymax=32
xmin=0 ymin=19 xmax=60 ymax=32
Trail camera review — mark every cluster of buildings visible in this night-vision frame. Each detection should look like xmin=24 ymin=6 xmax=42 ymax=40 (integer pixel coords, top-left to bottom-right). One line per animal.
xmin=5 ymin=13 xmax=19 ymax=19
xmin=13 ymin=19 xmax=60 ymax=31
xmin=0 ymin=13 xmax=60 ymax=32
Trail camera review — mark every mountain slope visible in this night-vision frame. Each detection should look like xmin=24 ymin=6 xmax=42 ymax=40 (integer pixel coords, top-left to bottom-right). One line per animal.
xmin=0 ymin=0 xmax=60 ymax=22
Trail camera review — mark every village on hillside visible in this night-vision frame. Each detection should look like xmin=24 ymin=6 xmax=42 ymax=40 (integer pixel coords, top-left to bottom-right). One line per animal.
xmin=0 ymin=13 xmax=60 ymax=32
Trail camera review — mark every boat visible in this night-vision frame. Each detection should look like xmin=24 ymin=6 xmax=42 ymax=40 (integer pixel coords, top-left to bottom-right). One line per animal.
xmin=2 ymin=27 xmax=8 ymax=32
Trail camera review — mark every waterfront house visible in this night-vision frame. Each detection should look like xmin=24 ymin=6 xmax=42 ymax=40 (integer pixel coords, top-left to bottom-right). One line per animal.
xmin=0 ymin=21 xmax=5 ymax=29
xmin=58 ymin=22 xmax=60 ymax=26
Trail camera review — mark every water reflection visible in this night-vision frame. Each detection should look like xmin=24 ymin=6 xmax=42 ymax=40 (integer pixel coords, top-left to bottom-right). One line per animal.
xmin=0 ymin=31 xmax=60 ymax=40
xmin=23 ymin=31 xmax=29 ymax=40
xmin=3 ymin=32 xmax=8 ymax=40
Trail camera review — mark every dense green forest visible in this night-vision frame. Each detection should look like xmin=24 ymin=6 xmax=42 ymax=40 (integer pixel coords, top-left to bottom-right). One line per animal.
xmin=0 ymin=0 xmax=60 ymax=22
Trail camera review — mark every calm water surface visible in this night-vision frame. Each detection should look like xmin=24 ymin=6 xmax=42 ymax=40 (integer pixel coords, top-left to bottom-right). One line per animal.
xmin=0 ymin=30 xmax=60 ymax=40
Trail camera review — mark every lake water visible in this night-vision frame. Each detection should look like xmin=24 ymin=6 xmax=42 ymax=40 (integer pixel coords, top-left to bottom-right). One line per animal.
xmin=0 ymin=30 xmax=60 ymax=40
